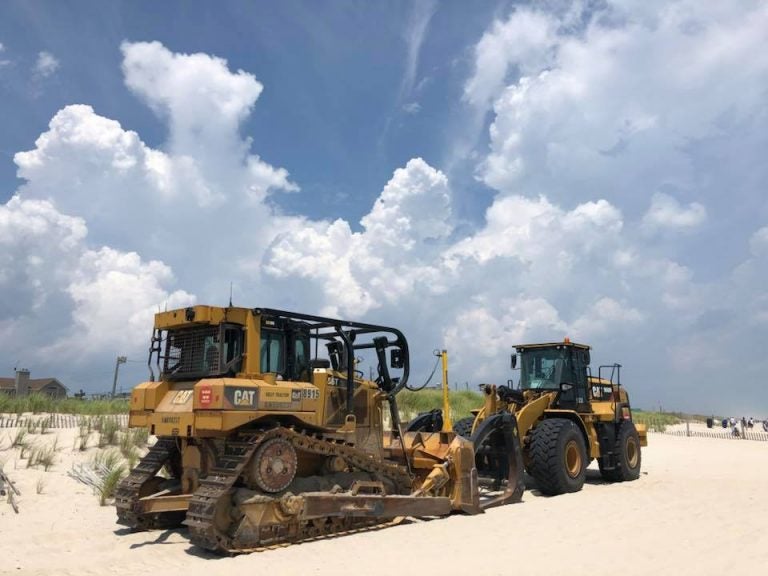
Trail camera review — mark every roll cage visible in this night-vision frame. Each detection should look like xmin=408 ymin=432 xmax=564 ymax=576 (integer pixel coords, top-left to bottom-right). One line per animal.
xmin=253 ymin=308 xmax=411 ymax=415
xmin=148 ymin=307 xmax=410 ymax=422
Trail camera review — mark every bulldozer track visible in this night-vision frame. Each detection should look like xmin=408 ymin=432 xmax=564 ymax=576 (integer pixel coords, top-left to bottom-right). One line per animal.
xmin=185 ymin=426 xmax=412 ymax=553
xmin=115 ymin=437 xmax=179 ymax=530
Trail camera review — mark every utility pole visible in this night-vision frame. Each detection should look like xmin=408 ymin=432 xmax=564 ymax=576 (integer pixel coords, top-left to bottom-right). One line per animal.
xmin=111 ymin=356 xmax=127 ymax=398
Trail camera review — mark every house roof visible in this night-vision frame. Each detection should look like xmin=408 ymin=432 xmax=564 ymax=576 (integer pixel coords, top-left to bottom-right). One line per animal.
xmin=0 ymin=377 xmax=68 ymax=391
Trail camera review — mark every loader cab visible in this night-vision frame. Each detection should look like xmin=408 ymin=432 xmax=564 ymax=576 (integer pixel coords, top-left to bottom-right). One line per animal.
xmin=516 ymin=341 xmax=590 ymax=411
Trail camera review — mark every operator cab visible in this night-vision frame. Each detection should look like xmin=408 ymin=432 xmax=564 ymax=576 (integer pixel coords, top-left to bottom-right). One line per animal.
xmin=159 ymin=323 xmax=245 ymax=380
xmin=259 ymin=316 xmax=311 ymax=382
xmin=514 ymin=340 xmax=591 ymax=411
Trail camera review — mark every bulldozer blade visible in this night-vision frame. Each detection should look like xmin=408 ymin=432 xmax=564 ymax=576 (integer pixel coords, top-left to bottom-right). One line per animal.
xmin=472 ymin=412 xmax=525 ymax=509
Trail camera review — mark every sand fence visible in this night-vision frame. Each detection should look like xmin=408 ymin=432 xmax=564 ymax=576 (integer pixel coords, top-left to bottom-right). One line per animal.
xmin=0 ymin=413 xmax=128 ymax=429
xmin=649 ymin=420 xmax=768 ymax=441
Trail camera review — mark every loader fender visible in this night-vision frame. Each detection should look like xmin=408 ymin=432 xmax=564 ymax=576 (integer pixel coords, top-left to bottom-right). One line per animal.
xmin=542 ymin=410 xmax=593 ymax=459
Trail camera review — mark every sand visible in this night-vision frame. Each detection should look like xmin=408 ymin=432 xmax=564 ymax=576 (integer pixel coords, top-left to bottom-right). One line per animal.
xmin=1 ymin=423 xmax=767 ymax=576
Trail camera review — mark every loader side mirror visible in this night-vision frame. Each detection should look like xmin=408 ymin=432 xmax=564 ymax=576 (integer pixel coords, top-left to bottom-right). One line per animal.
xmin=510 ymin=354 xmax=517 ymax=369
xmin=390 ymin=348 xmax=404 ymax=369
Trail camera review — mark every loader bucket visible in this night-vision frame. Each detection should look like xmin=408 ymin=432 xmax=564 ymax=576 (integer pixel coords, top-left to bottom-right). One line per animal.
xmin=471 ymin=412 xmax=525 ymax=509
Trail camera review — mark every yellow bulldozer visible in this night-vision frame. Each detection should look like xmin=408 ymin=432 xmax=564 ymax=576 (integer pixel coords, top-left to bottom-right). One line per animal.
xmin=452 ymin=339 xmax=647 ymax=495
xmin=117 ymin=305 xmax=524 ymax=553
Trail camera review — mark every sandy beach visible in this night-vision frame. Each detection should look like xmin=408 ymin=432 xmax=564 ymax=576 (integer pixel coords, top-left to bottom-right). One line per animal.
xmin=1 ymin=423 xmax=767 ymax=576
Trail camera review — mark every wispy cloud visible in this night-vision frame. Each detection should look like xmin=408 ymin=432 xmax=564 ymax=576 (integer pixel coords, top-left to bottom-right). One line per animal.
xmin=0 ymin=42 xmax=11 ymax=68
xmin=34 ymin=51 xmax=60 ymax=78
xmin=399 ymin=0 xmax=437 ymax=105
xmin=378 ymin=1 xmax=436 ymax=147
xmin=402 ymin=101 xmax=421 ymax=115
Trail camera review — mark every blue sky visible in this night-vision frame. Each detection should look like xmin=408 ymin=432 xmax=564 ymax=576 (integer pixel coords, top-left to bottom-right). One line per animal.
xmin=1 ymin=0 xmax=767 ymax=416
xmin=1 ymin=1 xmax=504 ymax=223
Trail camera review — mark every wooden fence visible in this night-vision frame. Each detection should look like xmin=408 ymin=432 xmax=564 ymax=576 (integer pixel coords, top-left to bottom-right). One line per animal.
xmin=649 ymin=424 xmax=768 ymax=442
xmin=0 ymin=413 xmax=128 ymax=429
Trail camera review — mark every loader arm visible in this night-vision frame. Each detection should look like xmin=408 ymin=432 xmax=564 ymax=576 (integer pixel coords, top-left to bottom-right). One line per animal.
xmin=514 ymin=392 xmax=556 ymax=438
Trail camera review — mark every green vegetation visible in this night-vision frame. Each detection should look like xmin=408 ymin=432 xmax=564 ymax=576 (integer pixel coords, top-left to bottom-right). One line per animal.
xmin=633 ymin=410 xmax=683 ymax=432
xmin=129 ymin=427 xmax=149 ymax=447
xmin=96 ymin=416 xmax=122 ymax=448
xmin=397 ymin=391 xmax=696 ymax=433
xmin=397 ymin=389 xmax=483 ymax=422
xmin=99 ymin=466 xmax=127 ymax=506
xmin=0 ymin=393 xmax=129 ymax=415
xmin=10 ymin=428 xmax=28 ymax=449
xmin=91 ymin=447 xmax=124 ymax=471
xmin=119 ymin=429 xmax=147 ymax=470
xmin=90 ymin=449 xmax=128 ymax=506
xmin=26 ymin=444 xmax=56 ymax=471
xmin=76 ymin=419 xmax=93 ymax=451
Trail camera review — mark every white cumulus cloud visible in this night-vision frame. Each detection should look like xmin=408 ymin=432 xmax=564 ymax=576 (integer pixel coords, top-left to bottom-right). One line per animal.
xmin=265 ymin=157 xmax=451 ymax=317
xmin=0 ymin=4 xmax=767 ymax=416
xmin=642 ymin=192 xmax=707 ymax=232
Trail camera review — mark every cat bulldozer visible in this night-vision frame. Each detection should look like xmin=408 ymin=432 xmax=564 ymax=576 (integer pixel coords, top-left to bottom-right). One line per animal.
xmin=453 ymin=339 xmax=647 ymax=495
xmin=116 ymin=305 xmax=524 ymax=553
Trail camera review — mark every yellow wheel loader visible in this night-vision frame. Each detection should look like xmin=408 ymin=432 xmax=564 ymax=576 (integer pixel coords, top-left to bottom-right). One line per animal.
xmin=116 ymin=306 xmax=524 ymax=553
xmin=453 ymin=339 xmax=648 ymax=495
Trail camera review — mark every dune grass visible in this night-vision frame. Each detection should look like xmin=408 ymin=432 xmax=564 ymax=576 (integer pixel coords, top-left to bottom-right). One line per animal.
xmin=90 ymin=448 xmax=128 ymax=505
xmin=0 ymin=393 xmax=129 ymax=415
xmin=10 ymin=428 xmax=28 ymax=449
xmin=397 ymin=389 xmax=483 ymax=422
xmin=397 ymin=390 xmax=695 ymax=432
xmin=96 ymin=416 xmax=122 ymax=448
xmin=26 ymin=444 xmax=56 ymax=471
xmin=633 ymin=410 xmax=683 ymax=432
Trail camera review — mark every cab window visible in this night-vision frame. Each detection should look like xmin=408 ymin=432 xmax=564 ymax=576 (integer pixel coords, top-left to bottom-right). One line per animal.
xmin=294 ymin=338 xmax=309 ymax=380
xmin=223 ymin=327 xmax=243 ymax=373
xmin=260 ymin=330 xmax=285 ymax=374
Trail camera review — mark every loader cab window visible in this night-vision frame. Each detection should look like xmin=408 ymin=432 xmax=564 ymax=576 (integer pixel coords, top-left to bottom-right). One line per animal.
xmin=519 ymin=348 xmax=570 ymax=390
xmin=260 ymin=330 xmax=285 ymax=375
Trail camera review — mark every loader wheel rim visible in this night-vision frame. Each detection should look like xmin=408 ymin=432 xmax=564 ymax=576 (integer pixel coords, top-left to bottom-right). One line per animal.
xmin=565 ymin=439 xmax=582 ymax=478
xmin=626 ymin=435 xmax=639 ymax=468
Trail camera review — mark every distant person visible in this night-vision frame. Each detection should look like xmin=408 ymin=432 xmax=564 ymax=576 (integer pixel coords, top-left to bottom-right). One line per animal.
xmin=763 ymin=420 xmax=768 ymax=433
xmin=730 ymin=417 xmax=736 ymax=427
xmin=747 ymin=417 xmax=754 ymax=428
xmin=732 ymin=423 xmax=740 ymax=437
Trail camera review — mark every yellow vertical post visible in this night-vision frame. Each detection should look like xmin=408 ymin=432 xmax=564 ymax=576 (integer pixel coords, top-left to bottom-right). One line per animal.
xmin=440 ymin=350 xmax=453 ymax=432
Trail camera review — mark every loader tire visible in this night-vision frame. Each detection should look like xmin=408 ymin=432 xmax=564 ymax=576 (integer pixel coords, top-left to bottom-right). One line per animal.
xmin=599 ymin=421 xmax=641 ymax=482
xmin=528 ymin=418 xmax=586 ymax=495
xmin=453 ymin=416 xmax=476 ymax=439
